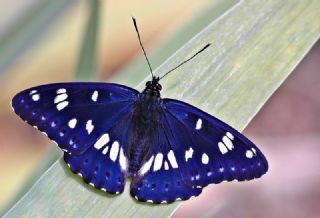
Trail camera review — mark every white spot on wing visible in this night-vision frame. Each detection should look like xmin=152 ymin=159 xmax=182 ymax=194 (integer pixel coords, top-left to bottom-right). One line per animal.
xmin=140 ymin=155 xmax=154 ymax=175
xmin=226 ymin=132 xmax=234 ymax=140
xmin=195 ymin=118 xmax=202 ymax=130
xmin=68 ymin=118 xmax=77 ymax=129
xmin=164 ymin=161 xmax=169 ymax=170
xmin=109 ymin=141 xmax=120 ymax=162
xmin=168 ymin=150 xmax=178 ymax=168
xmin=251 ymin=147 xmax=257 ymax=154
xmin=218 ymin=142 xmax=228 ymax=154
xmin=222 ymin=136 xmax=233 ymax=150
xmin=56 ymin=101 xmax=69 ymax=111
xmin=54 ymin=93 xmax=68 ymax=104
xmin=102 ymin=146 xmax=109 ymax=155
xmin=185 ymin=147 xmax=194 ymax=162
xmin=201 ymin=153 xmax=209 ymax=164
xmin=94 ymin=133 xmax=109 ymax=149
xmin=30 ymin=90 xmax=37 ymax=95
xmin=119 ymin=148 xmax=127 ymax=171
xmin=246 ymin=150 xmax=253 ymax=158
xmin=32 ymin=94 xmax=40 ymax=101
xmin=91 ymin=90 xmax=98 ymax=102
xmin=153 ymin=153 xmax=163 ymax=172
xmin=86 ymin=120 xmax=94 ymax=134
xmin=56 ymin=88 xmax=66 ymax=94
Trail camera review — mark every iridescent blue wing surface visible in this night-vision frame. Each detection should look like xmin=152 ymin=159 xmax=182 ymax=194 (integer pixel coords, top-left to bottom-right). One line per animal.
xmin=130 ymin=118 xmax=202 ymax=204
xmin=12 ymin=82 xmax=138 ymax=193
xmin=161 ymin=99 xmax=268 ymax=188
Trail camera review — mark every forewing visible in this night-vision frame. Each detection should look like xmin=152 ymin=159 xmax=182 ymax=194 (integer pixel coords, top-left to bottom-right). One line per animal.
xmin=162 ymin=99 xmax=268 ymax=188
xmin=12 ymin=82 xmax=138 ymax=155
xmin=130 ymin=120 xmax=202 ymax=204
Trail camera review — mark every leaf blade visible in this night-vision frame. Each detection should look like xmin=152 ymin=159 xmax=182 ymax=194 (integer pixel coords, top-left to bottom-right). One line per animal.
xmin=74 ymin=0 xmax=100 ymax=81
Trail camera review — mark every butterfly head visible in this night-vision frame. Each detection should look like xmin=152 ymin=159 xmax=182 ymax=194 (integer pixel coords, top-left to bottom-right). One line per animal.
xmin=143 ymin=77 xmax=162 ymax=97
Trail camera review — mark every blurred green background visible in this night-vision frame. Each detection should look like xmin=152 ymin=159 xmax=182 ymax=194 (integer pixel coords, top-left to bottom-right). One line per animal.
xmin=1 ymin=0 xmax=320 ymax=217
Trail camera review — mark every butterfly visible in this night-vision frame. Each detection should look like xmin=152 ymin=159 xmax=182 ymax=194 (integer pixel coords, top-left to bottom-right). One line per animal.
xmin=11 ymin=18 xmax=268 ymax=204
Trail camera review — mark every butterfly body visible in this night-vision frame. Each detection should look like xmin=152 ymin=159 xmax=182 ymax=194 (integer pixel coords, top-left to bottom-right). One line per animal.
xmin=12 ymin=77 xmax=268 ymax=204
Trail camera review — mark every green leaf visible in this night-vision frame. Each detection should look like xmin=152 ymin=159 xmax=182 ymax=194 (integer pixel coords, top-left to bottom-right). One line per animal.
xmin=74 ymin=0 xmax=100 ymax=81
xmin=0 ymin=0 xmax=75 ymax=75
xmin=112 ymin=0 xmax=238 ymax=86
xmin=4 ymin=0 xmax=320 ymax=217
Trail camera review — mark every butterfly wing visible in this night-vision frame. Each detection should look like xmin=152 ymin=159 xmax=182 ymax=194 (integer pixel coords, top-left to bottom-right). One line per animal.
xmin=130 ymin=114 xmax=202 ymax=204
xmin=12 ymin=82 xmax=138 ymax=193
xmin=64 ymin=110 xmax=135 ymax=193
xmin=161 ymin=98 xmax=268 ymax=188
xmin=12 ymin=82 xmax=138 ymax=155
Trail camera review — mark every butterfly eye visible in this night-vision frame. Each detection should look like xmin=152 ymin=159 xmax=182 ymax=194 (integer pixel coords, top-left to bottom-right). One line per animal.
xmin=146 ymin=81 xmax=152 ymax=87
xmin=157 ymin=84 xmax=162 ymax=91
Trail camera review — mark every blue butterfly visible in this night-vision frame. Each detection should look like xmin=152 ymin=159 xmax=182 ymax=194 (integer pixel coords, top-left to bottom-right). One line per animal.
xmin=11 ymin=18 xmax=268 ymax=204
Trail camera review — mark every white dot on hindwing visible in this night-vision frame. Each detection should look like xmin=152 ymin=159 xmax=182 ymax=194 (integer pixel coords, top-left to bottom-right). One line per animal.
xmin=164 ymin=161 xmax=169 ymax=170
xmin=102 ymin=146 xmax=109 ymax=155
xmin=119 ymin=148 xmax=127 ymax=171
xmin=153 ymin=153 xmax=163 ymax=172
xmin=94 ymin=133 xmax=110 ymax=149
xmin=168 ymin=150 xmax=178 ymax=168
xmin=109 ymin=141 xmax=120 ymax=162
xmin=140 ymin=155 xmax=154 ymax=175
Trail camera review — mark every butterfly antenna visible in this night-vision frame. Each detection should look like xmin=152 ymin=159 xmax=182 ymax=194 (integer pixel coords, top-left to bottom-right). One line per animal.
xmin=159 ymin=43 xmax=211 ymax=80
xmin=132 ymin=17 xmax=154 ymax=78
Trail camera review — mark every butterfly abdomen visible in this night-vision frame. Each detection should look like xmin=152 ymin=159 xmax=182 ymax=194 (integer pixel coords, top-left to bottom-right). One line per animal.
xmin=127 ymin=124 xmax=152 ymax=177
xmin=127 ymin=94 xmax=162 ymax=177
